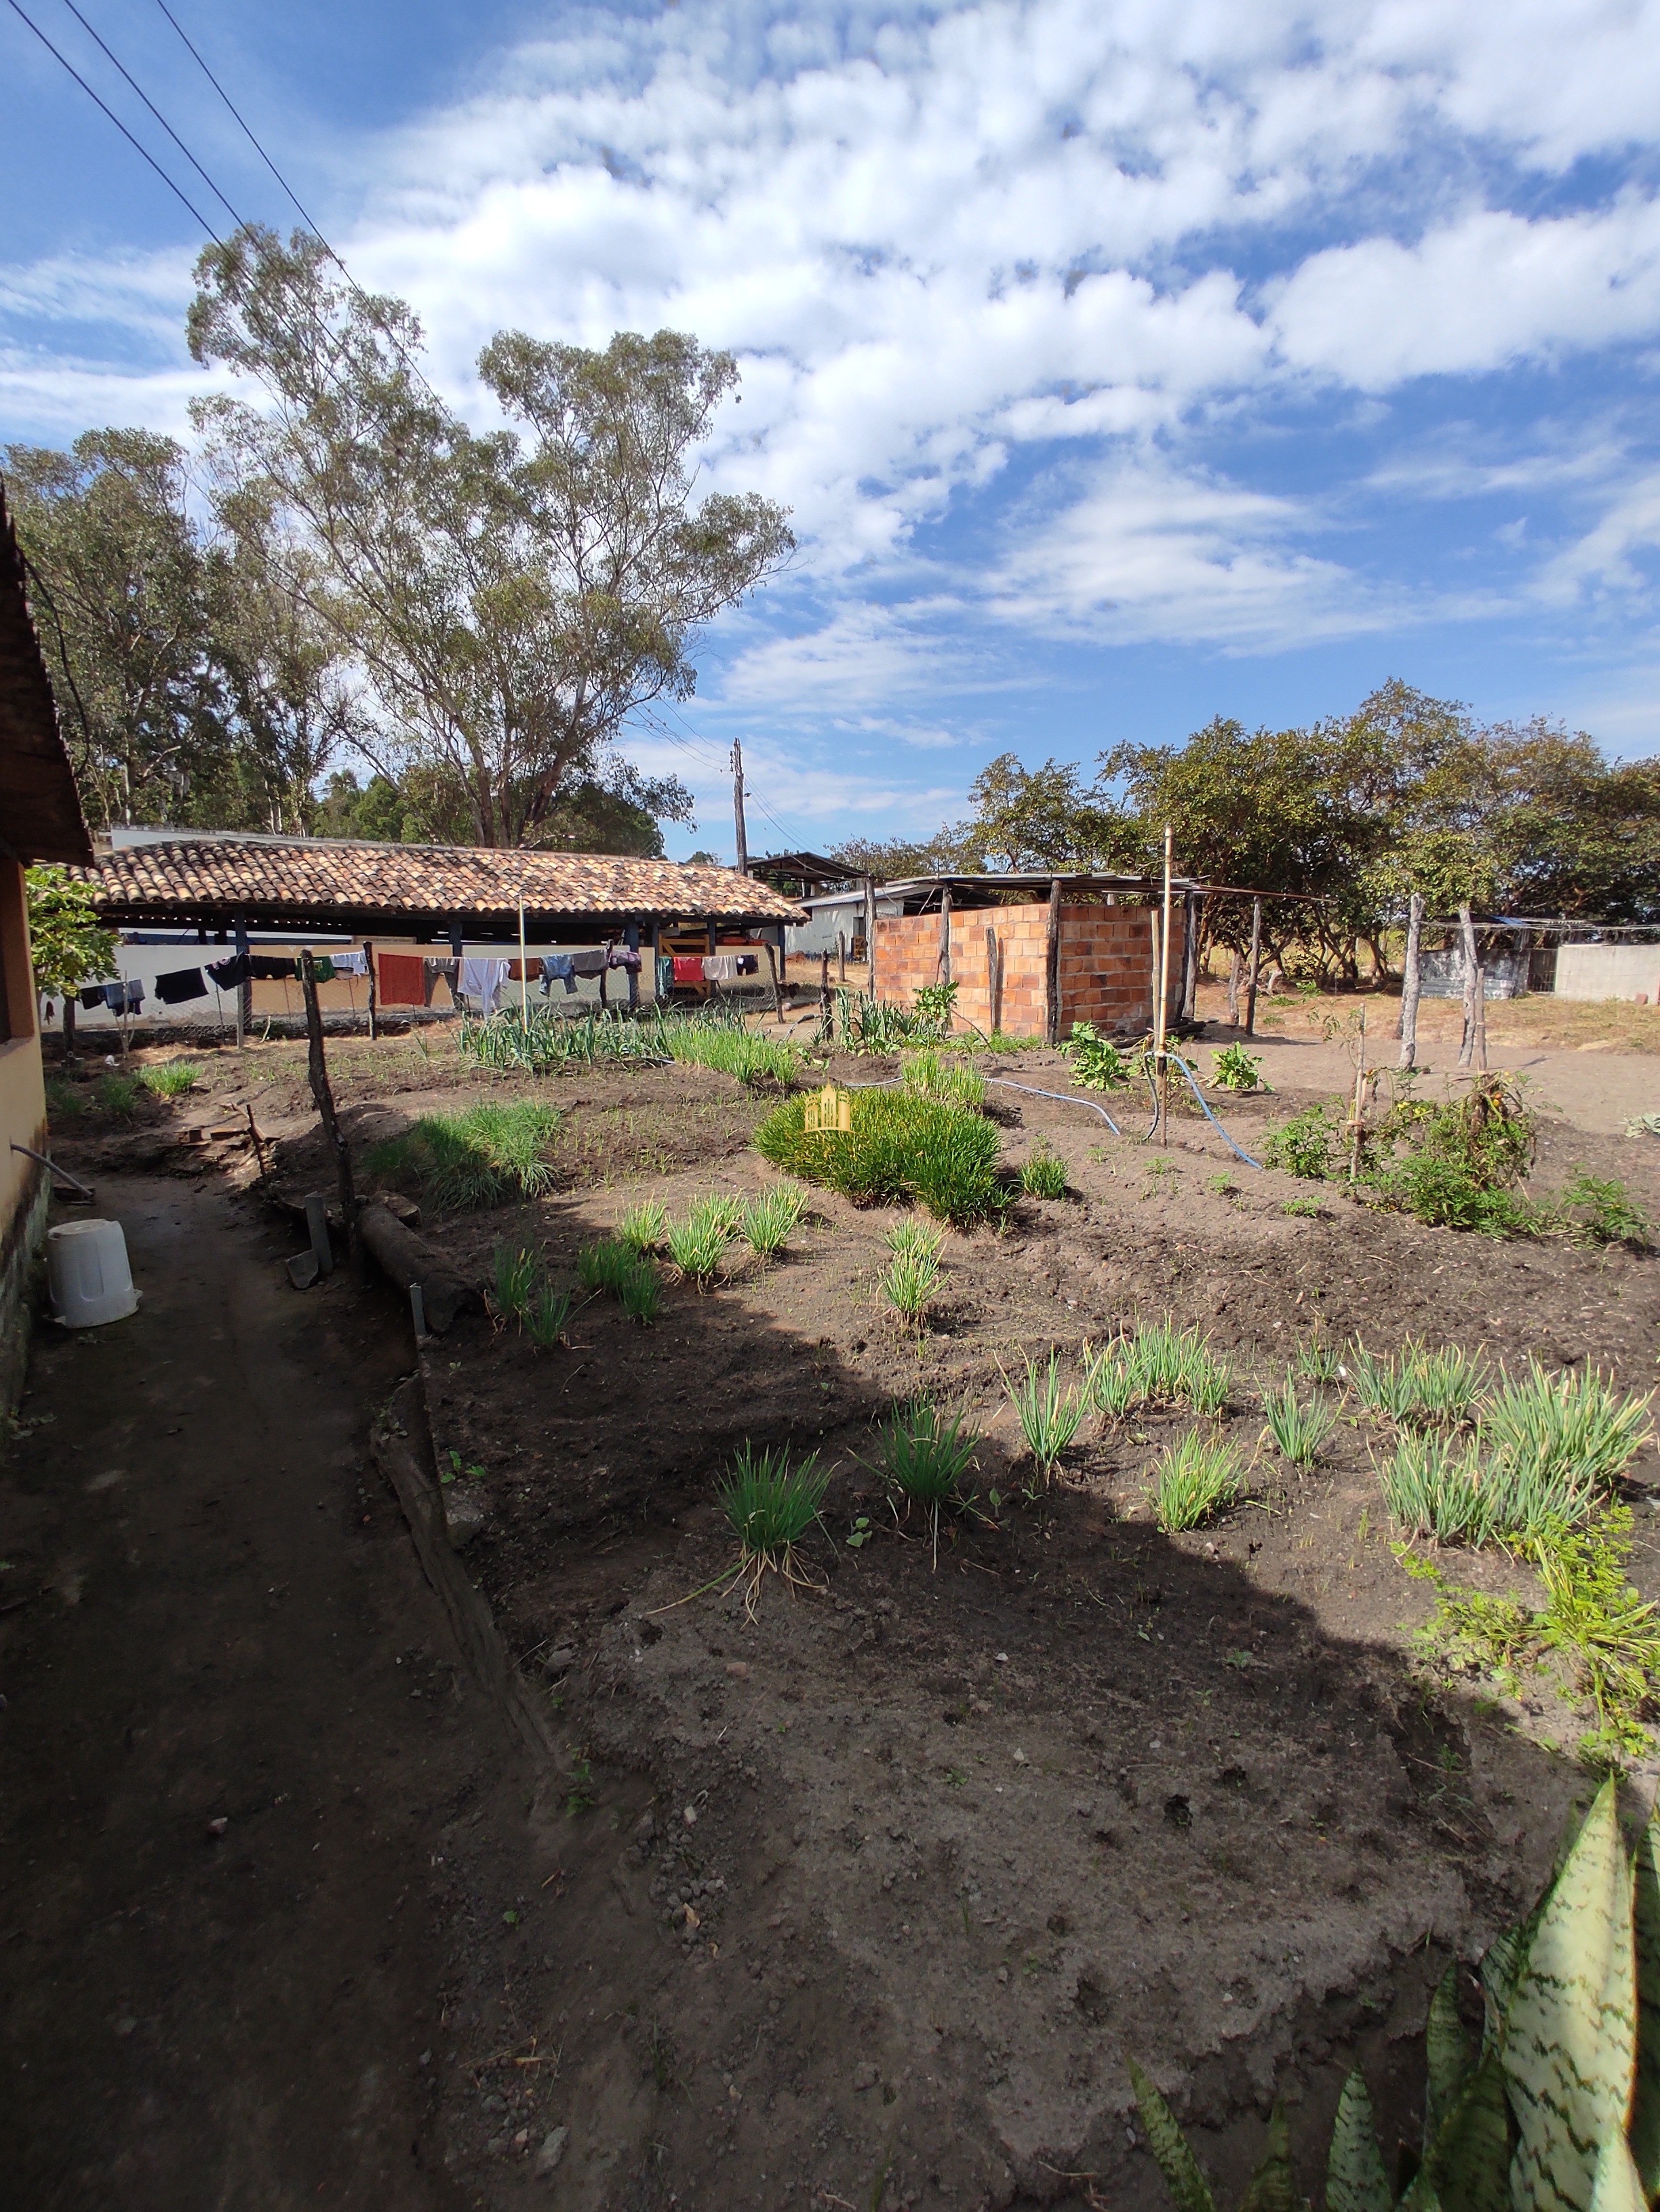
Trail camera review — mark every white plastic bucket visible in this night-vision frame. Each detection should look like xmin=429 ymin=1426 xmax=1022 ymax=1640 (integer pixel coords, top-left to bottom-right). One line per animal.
xmin=47 ymin=1218 xmax=140 ymax=1328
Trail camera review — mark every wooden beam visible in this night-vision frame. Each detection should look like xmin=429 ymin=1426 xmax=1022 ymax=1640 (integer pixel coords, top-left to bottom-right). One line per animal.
xmin=1045 ymin=877 xmax=1063 ymax=1047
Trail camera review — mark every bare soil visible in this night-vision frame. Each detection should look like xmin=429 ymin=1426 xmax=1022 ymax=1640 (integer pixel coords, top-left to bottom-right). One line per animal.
xmin=39 ymin=1026 xmax=1660 ymax=2211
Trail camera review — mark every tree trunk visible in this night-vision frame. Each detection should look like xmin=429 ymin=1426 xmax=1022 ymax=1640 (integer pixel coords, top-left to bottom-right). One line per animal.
xmin=1244 ymin=898 xmax=1262 ymax=1038
xmin=1398 ymin=893 xmax=1423 ymax=1070
xmin=300 ymin=948 xmax=363 ymax=1283
xmin=1226 ymin=950 xmax=1242 ymax=1028
xmin=1457 ymin=904 xmax=1479 ymax=1070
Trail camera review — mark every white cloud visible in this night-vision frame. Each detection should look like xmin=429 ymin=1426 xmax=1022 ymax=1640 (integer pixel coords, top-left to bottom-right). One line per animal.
xmin=1538 ymin=470 xmax=1660 ymax=601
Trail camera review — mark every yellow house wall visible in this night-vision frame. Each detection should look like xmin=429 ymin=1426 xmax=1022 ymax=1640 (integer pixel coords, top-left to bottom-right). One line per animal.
xmin=0 ymin=856 xmax=49 ymax=1415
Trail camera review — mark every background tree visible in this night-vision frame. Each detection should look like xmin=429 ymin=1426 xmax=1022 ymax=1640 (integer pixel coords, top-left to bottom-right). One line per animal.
xmin=188 ymin=226 xmax=791 ymax=849
xmin=26 ymin=866 xmax=118 ymax=1050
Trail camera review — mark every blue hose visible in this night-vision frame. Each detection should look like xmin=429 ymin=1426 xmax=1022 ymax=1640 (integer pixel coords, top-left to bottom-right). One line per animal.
xmin=983 ymin=1078 xmax=1121 ymax=1138
xmin=1163 ymin=1053 xmax=1263 ymax=1170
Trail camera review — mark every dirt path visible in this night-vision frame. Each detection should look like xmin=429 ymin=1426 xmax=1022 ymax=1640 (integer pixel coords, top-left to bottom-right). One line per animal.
xmin=0 ymin=1176 xmax=546 ymax=2210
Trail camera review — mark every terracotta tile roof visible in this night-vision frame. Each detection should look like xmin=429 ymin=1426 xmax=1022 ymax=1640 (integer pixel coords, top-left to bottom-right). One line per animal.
xmin=75 ymin=835 xmax=807 ymax=927
xmin=0 ymin=481 xmax=93 ymax=867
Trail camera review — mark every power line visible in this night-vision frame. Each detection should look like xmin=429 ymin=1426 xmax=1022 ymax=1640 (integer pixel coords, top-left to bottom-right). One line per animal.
xmin=150 ymin=0 xmax=323 ymax=236
xmin=57 ymin=0 xmax=245 ymax=227
xmin=3 ymin=0 xmax=222 ymax=240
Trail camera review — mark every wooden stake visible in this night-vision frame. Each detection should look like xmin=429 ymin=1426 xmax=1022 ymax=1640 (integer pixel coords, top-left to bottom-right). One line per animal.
xmin=517 ymin=900 xmax=530 ymax=1024
xmin=938 ymin=887 xmax=953 ymax=986
xmin=1156 ymin=828 xmax=1174 ymax=1131
xmin=1348 ymin=1003 xmax=1368 ymax=1181
xmin=764 ymin=937 xmax=783 ymax=1022
xmin=244 ymin=1100 xmax=269 ymax=1185
xmin=1226 ymin=948 xmax=1241 ymax=1028
xmin=1398 ymin=891 xmax=1423 ymax=1071
xmin=365 ymin=940 xmax=378 ymax=1043
xmin=300 ymin=948 xmax=363 ymax=1283
xmin=818 ymin=950 xmax=832 ymax=1026
xmin=986 ymin=925 xmax=1002 ymax=1037
xmin=1244 ymin=896 xmax=1262 ymax=1038
xmin=863 ymin=877 xmax=877 ymax=990
xmin=1038 ymin=878 xmax=1059 ymax=1047
xmin=837 ymin=929 xmax=847 ymax=986
xmin=1457 ymin=904 xmax=1479 ymax=1069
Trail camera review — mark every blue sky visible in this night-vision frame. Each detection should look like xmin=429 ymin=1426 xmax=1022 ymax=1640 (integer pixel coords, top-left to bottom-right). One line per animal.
xmin=5 ymin=0 xmax=1660 ymax=862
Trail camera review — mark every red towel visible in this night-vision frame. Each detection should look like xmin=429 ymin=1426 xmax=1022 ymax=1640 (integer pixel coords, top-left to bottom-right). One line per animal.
xmin=671 ymin=957 xmax=705 ymax=985
xmin=377 ymin=952 xmax=426 ymax=1007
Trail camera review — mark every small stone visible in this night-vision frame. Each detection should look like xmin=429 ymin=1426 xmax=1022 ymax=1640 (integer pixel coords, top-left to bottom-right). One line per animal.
xmin=1011 ymin=1749 xmax=1027 ymax=1766
xmin=635 ymin=1811 xmax=656 ymax=1841
xmin=852 ymin=2062 xmax=877 ymax=2092
xmin=539 ymin=1647 xmax=576 ymax=1676
xmin=533 ymin=2127 xmax=569 ymax=2177
xmin=512 ymin=2127 xmax=530 ymax=2150
xmin=995 ymin=1966 xmax=1009 ymax=1986
xmin=418 ymin=2049 xmax=432 ymax=2067
xmin=205 ymin=1816 xmax=228 ymax=1837
xmin=113 ymin=2015 xmax=137 ymax=2038
xmin=682 ymin=1805 xmax=698 ymax=1828
xmin=724 ymin=1660 xmax=750 ymax=1678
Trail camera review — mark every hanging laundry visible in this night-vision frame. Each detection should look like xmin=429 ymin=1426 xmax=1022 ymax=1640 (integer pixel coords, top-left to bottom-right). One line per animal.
xmin=460 ymin=956 xmax=509 ymax=1008
xmin=106 ymin=979 xmax=143 ymax=1013
xmin=656 ymin=957 xmax=674 ymax=997
xmin=248 ymin=954 xmax=294 ymax=980
xmin=377 ymin=952 xmax=427 ymax=1007
xmin=79 ymin=982 xmax=114 ymax=1010
xmin=568 ymin=949 xmax=608 ymax=978
xmin=155 ymin=967 xmax=209 ymax=1005
xmin=422 ymin=957 xmax=459 ymax=1007
xmin=606 ymin=944 xmax=642 ymax=973
xmin=541 ymin=954 xmax=577 ymax=997
xmin=671 ymin=956 xmax=705 ymax=986
xmin=735 ymin=953 xmax=759 ymax=976
xmin=703 ymin=954 xmax=741 ymax=984
xmin=206 ymin=952 xmax=251 ymax=990
xmin=331 ymin=949 xmax=369 ymax=977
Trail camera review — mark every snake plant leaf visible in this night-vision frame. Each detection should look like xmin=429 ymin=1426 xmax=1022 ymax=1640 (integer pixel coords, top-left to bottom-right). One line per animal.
xmin=1482 ymin=1914 xmax=1538 ymax=2052
xmin=1503 ymin=1780 xmax=1638 ymax=2212
xmin=1425 ymin=1961 xmax=1476 ymax=2151
xmin=1327 ymin=2071 xmax=1391 ymax=2212
xmin=1238 ymin=2104 xmax=1297 ymax=2212
xmin=1587 ymin=2129 xmax=1646 ymax=2212
xmin=1422 ymin=2047 xmax=1512 ymax=2212
xmin=1128 ymin=2059 xmax=1217 ymax=2212
xmin=1630 ymin=1807 xmax=1660 ymax=2200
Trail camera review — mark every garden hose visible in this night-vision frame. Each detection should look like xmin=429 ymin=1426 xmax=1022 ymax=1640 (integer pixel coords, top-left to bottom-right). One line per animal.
xmin=981 ymin=1078 xmax=1121 ymax=1138
xmin=1163 ymin=1051 xmax=1264 ymax=1170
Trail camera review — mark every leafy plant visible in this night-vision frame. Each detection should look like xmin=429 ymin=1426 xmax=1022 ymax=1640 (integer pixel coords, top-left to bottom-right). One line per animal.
xmin=1260 ymin=1373 xmax=1337 ymax=1468
xmin=1019 ymin=1146 xmax=1068 ymax=1199
xmin=656 ymin=1015 xmax=802 ymax=1089
xmin=25 ymin=866 xmax=117 ymax=1006
xmin=458 ymin=1005 xmax=669 ymax=1073
xmin=1003 ymin=1352 xmax=1086 ymax=1487
xmin=1132 ymin=1781 xmax=1660 ymax=2212
xmin=1210 ymin=1044 xmax=1269 ymax=1093
xmin=1149 ymin=1431 xmax=1244 ymax=1531
xmin=43 ymin=1077 xmax=83 ymax=1121
xmin=1262 ymin=1101 xmax=1341 ymax=1179
xmin=754 ymin=1087 xmax=1005 ymax=1227
xmin=524 ymin=1283 xmax=574 ymax=1348
xmin=1558 ymin=1169 xmax=1651 ymax=1250
xmin=876 ymin=1398 xmax=978 ymax=1565
xmin=911 ymin=979 xmax=960 ymax=1030
xmin=1282 ymin=1197 xmax=1324 ymax=1219
xmin=616 ymin=1257 xmax=663 ymax=1326
xmin=1484 ymin=1361 xmax=1653 ymax=1505
xmin=368 ymin=1100 xmax=561 ymax=1208
xmin=1121 ymin=1319 xmax=1230 ymax=1415
xmin=138 ymin=1058 xmax=198 ymax=1097
xmin=834 ymin=991 xmax=935 ymax=1053
xmin=880 ymin=1219 xmax=944 ymax=1328
xmin=1084 ymin=1336 xmax=1137 ymax=1417
xmin=1380 ymin=1430 xmax=1498 ymax=1546
xmin=95 ymin=1072 xmax=141 ymax=1117
xmin=717 ymin=1443 xmax=827 ymax=1609
xmin=1348 ymin=1339 xmax=1487 ymax=1426
xmin=1295 ymin=1334 xmax=1343 ymax=1384
xmin=742 ymin=1184 xmax=809 ymax=1260
xmin=492 ymin=1242 xmax=539 ymax=1324
xmin=616 ymin=1199 xmax=667 ymax=1253
xmin=578 ymin=1238 xmax=641 ymax=1295
xmin=1063 ymin=1021 xmax=1132 ymax=1091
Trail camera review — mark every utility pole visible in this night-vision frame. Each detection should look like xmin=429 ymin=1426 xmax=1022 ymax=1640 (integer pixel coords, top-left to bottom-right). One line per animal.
xmin=732 ymin=740 xmax=749 ymax=875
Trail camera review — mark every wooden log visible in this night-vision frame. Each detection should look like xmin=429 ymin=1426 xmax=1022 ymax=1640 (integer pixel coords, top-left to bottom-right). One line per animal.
xmin=1180 ymin=891 xmax=1200 ymax=1021
xmin=365 ymin=938 xmax=378 ymax=1042
xmin=1457 ymin=904 xmax=1479 ymax=1069
xmin=864 ymin=878 xmax=877 ymax=992
xmin=1226 ymin=949 xmax=1242 ymax=1028
xmin=357 ymin=1203 xmax=483 ymax=1335
xmin=938 ymin=886 xmax=953 ymax=987
xmin=1244 ymin=897 xmax=1262 ymax=1038
xmin=987 ymin=926 xmax=1002 ymax=1037
xmin=1045 ymin=877 xmax=1063 ymax=1047
xmin=1399 ymin=891 xmax=1423 ymax=1070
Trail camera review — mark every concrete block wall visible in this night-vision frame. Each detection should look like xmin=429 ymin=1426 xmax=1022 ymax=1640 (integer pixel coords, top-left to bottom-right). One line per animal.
xmin=872 ymin=901 xmax=1185 ymax=1036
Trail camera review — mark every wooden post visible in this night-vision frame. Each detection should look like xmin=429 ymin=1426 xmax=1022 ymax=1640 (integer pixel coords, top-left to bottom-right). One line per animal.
xmin=1045 ymin=876 xmax=1063 ymax=1047
xmin=818 ymin=950 xmax=831 ymax=1025
xmin=863 ymin=877 xmax=877 ymax=992
xmin=1244 ymin=896 xmax=1262 ymax=1038
xmin=764 ymin=937 xmax=783 ymax=1022
xmin=1348 ymin=1002 xmax=1368 ymax=1182
xmin=837 ymin=929 xmax=847 ymax=986
xmin=625 ymin=922 xmax=640 ymax=1011
xmin=1398 ymin=892 xmax=1423 ymax=1070
xmin=300 ymin=948 xmax=363 ymax=1283
xmin=1156 ymin=828 xmax=1174 ymax=1131
xmin=987 ymin=926 xmax=1002 ymax=1037
xmin=1474 ymin=948 xmax=1488 ymax=1072
xmin=365 ymin=940 xmax=378 ymax=1043
xmin=1180 ymin=891 xmax=1200 ymax=1021
xmin=1226 ymin=949 xmax=1242 ymax=1028
xmin=517 ymin=900 xmax=530 ymax=1024
xmin=1457 ymin=904 xmax=1479 ymax=1070
xmin=938 ymin=887 xmax=953 ymax=986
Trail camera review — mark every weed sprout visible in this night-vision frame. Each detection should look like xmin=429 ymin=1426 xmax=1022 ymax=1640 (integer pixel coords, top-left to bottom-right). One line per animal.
xmin=1003 ymin=1352 xmax=1087 ymax=1487
xmin=138 ymin=1059 xmax=198 ymax=1097
xmin=880 ymin=1220 xmax=943 ymax=1329
xmin=876 ymin=1399 xmax=978 ymax=1566
xmin=1019 ymin=1147 xmax=1069 ymax=1199
xmin=491 ymin=1243 xmax=539 ymax=1325
xmin=1149 ymin=1432 xmax=1244 ymax=1532
xmin=717 ymin=1443 xmax=827 ymax=1612
xmin=1261 ymin=1373 xmax=1337 ymax=1468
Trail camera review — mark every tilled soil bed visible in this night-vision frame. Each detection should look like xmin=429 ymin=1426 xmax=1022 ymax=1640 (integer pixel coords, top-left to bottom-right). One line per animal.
xmin=52 ymin=1035 xmax=1660 ymax=2210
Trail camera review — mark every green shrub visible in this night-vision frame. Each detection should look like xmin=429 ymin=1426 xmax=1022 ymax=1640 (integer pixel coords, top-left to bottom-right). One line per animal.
xmin=95 ymin=1073 xmax=142 ymax=1117
xmin=1210 ymin=1044 xmax=1268 ymax=1093
xmin=900 ymin=1048 xmax=984 ymax=1110
xmin=1062 ymin=1021 xmax=1132 ymax=1091
xmin=1558 ymin=1169 xmax=1651 ymax=1249
xmin=368 ymin=1100 xmax=561 ymax=1208
xmin=719 ymin=1444 xmax=827 ymax=1606
xmin=1004 ymin=1352 xmax=1086 ymax=1485
xmin=578 ymin=1239 xmax=639 ymax=1295
xmin=880 ymin=1220 xmax=943 ymax=1327
xmin=616 ymin=1199 xmax=667 ymax=1253
xmin=1149 ymin=1432 xmax=1244 ymax=1531
xmin=1374 ymin=1150 xmax=1540 ymax=1235
xmin=492 ymin=1243 xmax=539 ymax=1323
xmin=833 ymin=992 xmax=934 ymax=1053
xmin=742 ymin=1185 xmax=808 ymax=1260
xmin=524 ymin=1283 xmax=574 ymax=1348
xmin=1484 ymin=1361 xmax=1653 ymax=1504
xmin=138 ymin=1058 xmax=198 ymax=1097
xmin=44 ymin=1077 xmax=83 ymax=1120
xmin=753 ymin=1087 xmax=1004 ymax=1226
xmin=1262 ymin=1101 xmax=1339 ymax=1179
xmin=1260 ymin=1374 xmax=1336 ymax=1468
xmin=1019 ymin=1145 xmax=1068 ymax=1199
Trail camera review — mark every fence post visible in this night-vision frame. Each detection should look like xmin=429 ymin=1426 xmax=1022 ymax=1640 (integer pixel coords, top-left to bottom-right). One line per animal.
xmin=938 ymin=887 xmax=953 ymax=987
xmin=300 ymin=948 xmax=363 ymax=1283
xmin=986 ymin=925 xmax=1002 ymax=1036
xmin=1244 ymin=897 xmax=1262 ymax=1038
xmin=1398 ymin=893 xmax=1423 ymax=1070
xmin=1045 ymin=877 xmax=1063 ymax=1047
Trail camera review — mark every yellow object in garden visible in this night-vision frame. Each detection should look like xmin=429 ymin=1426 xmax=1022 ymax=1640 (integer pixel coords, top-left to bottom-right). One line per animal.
xmin=803 ymin=1084 xmax=852 ymax=1134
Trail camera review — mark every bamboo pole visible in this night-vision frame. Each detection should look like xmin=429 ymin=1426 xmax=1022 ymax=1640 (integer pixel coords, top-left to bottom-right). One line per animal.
xmin=1244 ymin=896 xmax=1262 ymax=1038
xmin=987 ymin=926 xmax=1001 ymax=1037
xmin=1398 ymin=892 xmax=1423 ymax=1071
xmin=518 ymin=900 xmax=530 ymax=1024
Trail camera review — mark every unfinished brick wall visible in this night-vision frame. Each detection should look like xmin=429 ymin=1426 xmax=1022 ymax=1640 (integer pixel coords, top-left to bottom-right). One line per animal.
xmin=871 ymin=901 xmax=1185 ymax=1037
